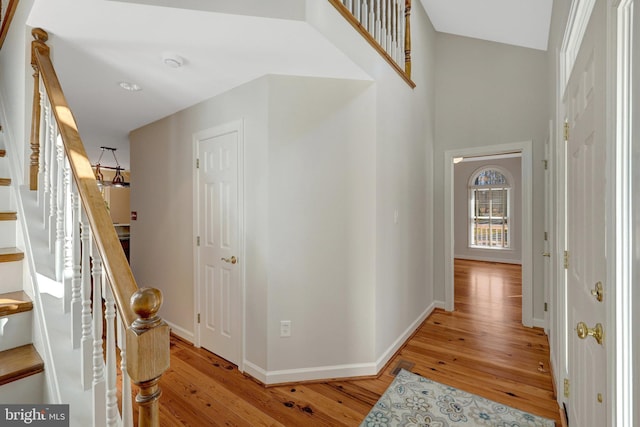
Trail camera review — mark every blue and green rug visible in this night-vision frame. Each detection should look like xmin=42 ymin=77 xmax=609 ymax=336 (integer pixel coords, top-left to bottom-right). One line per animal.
xmin=361 ymin=369 xmax=555 ymax=427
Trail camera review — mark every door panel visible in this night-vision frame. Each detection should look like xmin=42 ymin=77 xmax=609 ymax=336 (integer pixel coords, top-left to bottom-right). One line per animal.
xmin=564 ymin=1 xmax=606 ymax=425
xmin=197 ymin=126 xmax=241 ymax=365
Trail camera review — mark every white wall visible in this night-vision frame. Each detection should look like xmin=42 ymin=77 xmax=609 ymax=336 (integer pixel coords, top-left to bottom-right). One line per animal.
xmin=308 ymin=0 xmax=437 ymax=366
xmin=130 ymin=76 xmax=270 ymax=367
xmin=434 ymin=34 xmax=548 ymax=319
xmin=454 ymin=157 xmax=522 ymax=263
xmin=0 ymin=0 xmax=35 ymax=185
xmin=131 ymin=1 xmax=436 ymax=381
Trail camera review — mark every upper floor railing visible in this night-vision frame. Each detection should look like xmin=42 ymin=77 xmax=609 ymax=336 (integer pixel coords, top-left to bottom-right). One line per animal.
xmin=29 ymin=28 xmax=170 ymax=427
xmin=329 ymin=0 xmax=415 ymax=88
xmin=0 ymin=0 xmax=18 ymax=49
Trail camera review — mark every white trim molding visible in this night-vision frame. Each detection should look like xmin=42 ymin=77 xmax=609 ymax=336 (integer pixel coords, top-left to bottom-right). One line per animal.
xmin=243 ymin=303 xmax=437 ymax=385
xmin=444 ymin=141 xmax=534 ymax=327
xmin=612 ymin=0 xmax=635 ymax=425
xmin=561 ymin=0 xmax=597 ymax=95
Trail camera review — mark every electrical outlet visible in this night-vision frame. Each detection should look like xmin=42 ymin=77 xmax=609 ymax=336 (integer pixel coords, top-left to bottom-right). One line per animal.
xmin=280 ymin=320 xmax=291 ymax=337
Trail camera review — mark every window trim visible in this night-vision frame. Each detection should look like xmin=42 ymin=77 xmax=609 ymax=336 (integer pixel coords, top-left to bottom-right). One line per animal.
xmin=467 ymin=165 xmax=513 ymax=250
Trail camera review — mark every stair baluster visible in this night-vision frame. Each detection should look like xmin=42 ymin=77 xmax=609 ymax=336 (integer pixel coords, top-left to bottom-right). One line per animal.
xmin=104 ymin=282 xmax=118 ymax=426
xmin=62 ymin=156 xmax=72 ymax=312
xmin=118 ymin=318 xmax=134 ymax=427
xmin=70 ymin=182 xmax=82 ymax=348
xmin=54 ymin=135 xmax=64 ymax=280
xmin=90 ymin=240 xmax=106 ymax=422
xmin=80 ymin=209 xmax=93 ymax=389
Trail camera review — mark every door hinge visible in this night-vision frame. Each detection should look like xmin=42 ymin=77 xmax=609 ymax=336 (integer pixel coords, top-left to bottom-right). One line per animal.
xmin=564 ymin=121 xmax=570 ymax=141
xmin=196 ymin=158 xmax=200 ymax=169
xmin=543 ymin=159 xmax=548 ymax=170
xmin=564 ymin=250 xmax=569 ymax=269
xmin=197 ymin=313 xmax=201 ymax=324
xmin=544 ymin=231 xmax=548 ymax=241
xmin=197 ymin=236 xmax=200 ymax=246
xmin=564 ymin=378 xmax=570 ymax=397
xmin=544 ymin=302 xmax=548 ymax=312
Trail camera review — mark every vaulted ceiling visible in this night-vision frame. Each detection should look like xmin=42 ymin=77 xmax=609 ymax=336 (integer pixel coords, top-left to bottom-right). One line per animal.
xmin=26 ymin=0 xmax=553 ymax=167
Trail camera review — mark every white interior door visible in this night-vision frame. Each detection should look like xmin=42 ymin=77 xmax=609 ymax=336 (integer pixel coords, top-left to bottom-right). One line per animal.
xmin=196 ymin=123 xmax=242 ymax=366
xmin=564 ymin=1 xmax=607 ymax=425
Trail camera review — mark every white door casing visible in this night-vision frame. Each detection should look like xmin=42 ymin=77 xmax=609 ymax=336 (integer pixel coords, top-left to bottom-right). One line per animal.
xmin=444 ymin=141 xmax=533 ymax=326
xmin=563 ymin=0 xmax=607 ymax=424
xmin=194 ymin=121 xmax=244 ymax=367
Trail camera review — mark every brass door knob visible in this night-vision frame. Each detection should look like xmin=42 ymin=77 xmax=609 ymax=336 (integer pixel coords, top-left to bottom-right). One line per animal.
xmin=576 ymin=321 xmax=603 ymax=345
xmin=591 ymin=281 xmax=604 ymax=302
xmin=221 ymin=256 xmax=237 ymax=264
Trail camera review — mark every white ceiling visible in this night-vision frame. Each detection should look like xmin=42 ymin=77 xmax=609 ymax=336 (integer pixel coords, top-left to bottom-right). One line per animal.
xmin=26 ymin=0 xmax=553 ymax=168
xmin=420 ymin=0 xmax=553 ymax=51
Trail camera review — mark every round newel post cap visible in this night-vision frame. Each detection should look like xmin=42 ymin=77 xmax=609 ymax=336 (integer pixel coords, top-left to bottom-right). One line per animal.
xmin=32 ymin=28 xmax=49 ymax=43
xmin=131 ymin=287 xmax=163 ymax=329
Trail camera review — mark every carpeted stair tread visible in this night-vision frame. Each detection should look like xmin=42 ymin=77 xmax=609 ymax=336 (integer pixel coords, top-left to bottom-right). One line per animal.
xmin=0 ymin=211 xmax=17 ymax=221
xmin=0 ymin=247 xmax=24 ymax=263
xmin=0 ymin=344 xmax=44 ymax=387
xmin=0 ymin=291 xmax=33 ymax=317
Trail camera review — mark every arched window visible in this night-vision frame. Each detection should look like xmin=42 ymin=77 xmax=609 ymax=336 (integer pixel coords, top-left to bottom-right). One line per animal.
xmin=468 ymin=167 xmax=511 ymax=249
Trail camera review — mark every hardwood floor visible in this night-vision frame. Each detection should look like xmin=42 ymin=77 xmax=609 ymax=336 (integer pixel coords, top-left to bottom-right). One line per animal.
xmin=125 ymin=259 xmax=560 ymax=426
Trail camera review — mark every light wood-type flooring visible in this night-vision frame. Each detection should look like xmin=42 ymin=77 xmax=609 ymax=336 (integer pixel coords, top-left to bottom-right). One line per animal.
xmin=123 ymin=259 xmax=561 ymax=425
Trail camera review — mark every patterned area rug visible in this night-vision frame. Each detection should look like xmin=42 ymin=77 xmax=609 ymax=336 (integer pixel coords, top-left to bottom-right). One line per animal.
xmin=360 ymin=369 xmax=555 ymax=427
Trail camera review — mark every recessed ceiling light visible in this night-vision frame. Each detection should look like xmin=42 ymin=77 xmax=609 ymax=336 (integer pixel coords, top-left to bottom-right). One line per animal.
xmin=162 ymin=53 xmax=184 ymax=69
xmin=118 ymin=81 xmax=142 ymax=92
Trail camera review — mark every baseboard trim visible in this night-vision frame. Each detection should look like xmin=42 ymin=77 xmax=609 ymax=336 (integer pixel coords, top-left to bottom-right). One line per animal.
xmin=375 ymin=302 xmax=436 ymax=372
xmin=243 ymin=302 xmax=437 ymax=385
xmin=244 ymin=360 xmax=377 ymax=385
xmin=532 ymin=317 xmax=546 ymax=329
xmin=454 ymin=255 xmax=522 ymax=265
xmin=165 ymin=320 xmax=194 ymax=343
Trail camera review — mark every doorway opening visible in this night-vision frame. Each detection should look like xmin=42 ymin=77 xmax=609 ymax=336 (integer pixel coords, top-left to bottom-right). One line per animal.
xmin=444 ymin=141 xmax=534 ymax=327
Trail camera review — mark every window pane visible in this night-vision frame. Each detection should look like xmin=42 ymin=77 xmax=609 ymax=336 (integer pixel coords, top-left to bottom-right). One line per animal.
xmin=469 ymin=170 xmax=510 ymax=249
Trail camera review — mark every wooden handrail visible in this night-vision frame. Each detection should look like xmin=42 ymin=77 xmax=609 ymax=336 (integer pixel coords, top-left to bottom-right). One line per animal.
xmin=0 ymin=0 xmax=19 ymax=50
xmin=30 ymin=28 xmax=169 ymax=427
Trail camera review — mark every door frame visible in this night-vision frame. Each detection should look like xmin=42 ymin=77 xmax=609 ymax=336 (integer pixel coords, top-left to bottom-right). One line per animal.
xmin=557 ymin=0 xmax=634 ymax=424
xmin=443 ymin=140 xmax=534 ymax=326
xmin=610 ymin=0 xmax=635 ymax=424
xmin=192 ymin=119 xmax=246 ymax=371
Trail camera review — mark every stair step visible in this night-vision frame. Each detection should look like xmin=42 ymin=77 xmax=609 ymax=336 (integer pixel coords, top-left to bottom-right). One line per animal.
xmin=0 ymin=345 xmax=44 ymax=387
xmin=0 ymin=247 xmax=24 ymax=263
xmin=0 ymin=211 xmax=17 ymax=221
xmin=0 ymin=291 xmax=32 ymax=317
xmin=0 ymin=178 xmax=10 ymax=186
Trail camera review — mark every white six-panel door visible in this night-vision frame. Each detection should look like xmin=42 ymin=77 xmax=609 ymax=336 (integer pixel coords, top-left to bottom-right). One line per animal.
xmin=564 ymin=1 xmax=607 ymax=424
xmin=196 ymin=122 xmax=242 ymax=366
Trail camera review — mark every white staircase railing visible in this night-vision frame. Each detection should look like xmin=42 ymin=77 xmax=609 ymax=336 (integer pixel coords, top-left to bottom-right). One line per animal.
xmin=329 ymin=0 xmax=413 ymax=86
xmin=30 ymin=28 xmax=168 ymax=427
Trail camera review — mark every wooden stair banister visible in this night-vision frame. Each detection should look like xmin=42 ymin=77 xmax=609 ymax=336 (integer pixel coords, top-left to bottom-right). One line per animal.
xmin=0 ymin=0 xmax=19 ymax=50
xmin=29 ymin=28 xmax=169 ymax=427
xmin=329 ymin=0 xmax=414 ymax=88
